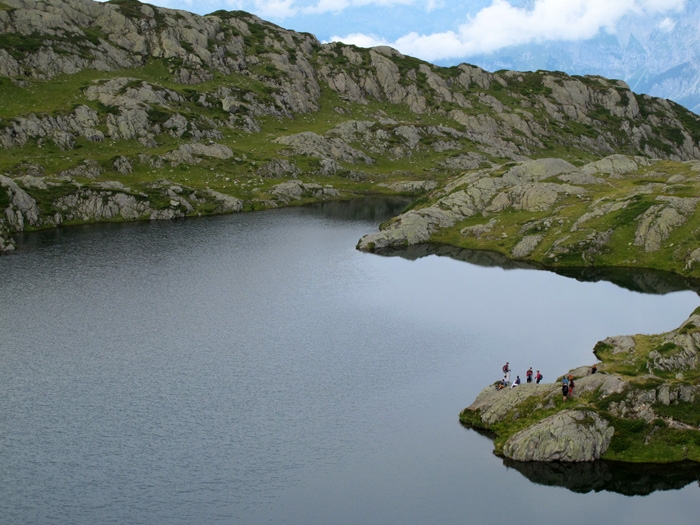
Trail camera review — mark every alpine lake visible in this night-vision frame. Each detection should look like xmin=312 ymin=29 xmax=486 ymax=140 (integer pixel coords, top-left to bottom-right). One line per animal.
xmin=1 ymin=197 xmax=699 ymax=525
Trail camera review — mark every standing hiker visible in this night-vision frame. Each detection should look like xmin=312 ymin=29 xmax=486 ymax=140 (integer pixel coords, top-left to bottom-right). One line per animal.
xmin=502 ymin=362 xmax=511 ymax=383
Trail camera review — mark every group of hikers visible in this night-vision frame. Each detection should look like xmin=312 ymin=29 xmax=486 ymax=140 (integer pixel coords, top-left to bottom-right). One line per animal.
xmin=561 ymin=374 xmax=574 ymax=400
xmin=496 ymin=362 xmax=542 ymax=390
xmin=497 ymin=361 xmax=598 ymax=399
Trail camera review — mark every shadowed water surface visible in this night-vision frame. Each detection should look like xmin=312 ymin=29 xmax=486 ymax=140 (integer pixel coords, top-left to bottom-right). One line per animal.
xmin=502 ymin=458 xmax=700 ymax=496
xmin=1 ymin=199 xmax=699 ymax=524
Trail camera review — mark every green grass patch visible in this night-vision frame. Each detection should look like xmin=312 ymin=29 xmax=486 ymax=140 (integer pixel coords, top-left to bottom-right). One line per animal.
xmin=0 ymin=32 xmax=44 ymax=59
xmin=653 ymin=342 xmax=681 ymax=355
xmin=610 ymin=194 xmax=655 ymax=227
xmin=112 ymin=2 xmax=167 ymax=35
xmin=654 ymin=398 xmax=700 ymax=427
xmin=147 ymin=106 xmax=173 ymax=124
xmin=604 ymin=418 xmax=700 ymax=462
xmin=515 ymin=72 xmax=553 ymax=97
xmin=459 ymin=407 xmax=484 ymax=428
xmin=25 ymin=182 xmax=82 ymax=217
xmin=591 ymin=388 xmax=629 ymax=412
xmin=0 ymin=185 xmax=11 ymax=209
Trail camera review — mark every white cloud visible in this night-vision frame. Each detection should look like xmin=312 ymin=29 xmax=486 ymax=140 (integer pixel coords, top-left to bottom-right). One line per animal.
xmin=658 ymin=17 xmax=676 ymax=32
xmin=225 ymin=0 xmax=246 ymax=9
xmin=425 ymin=0 xmax=444 ymax=11
xmin=303 ymin=0 xmax=350 ymax=14
xmin=332 ymin=32 xmax=390 ymax=48
xmin=251 ymin=0 xmax=299 ymax=18
xmin=302 ymin=0 xmax=416 ymax=15
xmin=332 ymin=0 xmax=687 ymax=62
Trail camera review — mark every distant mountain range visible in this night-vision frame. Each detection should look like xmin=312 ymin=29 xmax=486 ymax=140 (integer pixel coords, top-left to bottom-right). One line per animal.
xmin=465 ymin=3 xmax=700 ymax=114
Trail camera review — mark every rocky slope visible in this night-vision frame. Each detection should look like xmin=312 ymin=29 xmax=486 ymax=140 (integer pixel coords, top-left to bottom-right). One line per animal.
xmin=460 ymin=309 xmax=700 ymax=463
xmin=4 ymin=0 xmax=700 ymax=258
xmin=357 ymin=155 xmax=700 ymax=278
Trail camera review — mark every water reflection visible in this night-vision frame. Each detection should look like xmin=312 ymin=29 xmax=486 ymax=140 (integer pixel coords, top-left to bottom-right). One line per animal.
xmin=373 ymin=244 xmax=700 ymax=295
xmin=307 ymin=196 xmax=412 ymax=222
xmin=503 ymin=458 xmax=700 ymax=496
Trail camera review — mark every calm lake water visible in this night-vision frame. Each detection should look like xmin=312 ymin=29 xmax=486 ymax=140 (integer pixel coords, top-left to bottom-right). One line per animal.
xmin=1 ymin=199 xmax=699 ymax=524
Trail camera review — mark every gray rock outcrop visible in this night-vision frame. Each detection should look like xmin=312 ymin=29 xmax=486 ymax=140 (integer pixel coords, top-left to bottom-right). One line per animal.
xmin=0 ymin=174 xmax=247 ymax=251
xmin=270 ymin=180 xmax=340 ymax=203
xmin=503 ymin=410 xmax=614 ymax=462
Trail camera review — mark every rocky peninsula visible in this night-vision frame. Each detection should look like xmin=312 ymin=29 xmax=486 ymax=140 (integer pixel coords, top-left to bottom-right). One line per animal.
xmin=460 ymin=308 xmax=700 ymax=463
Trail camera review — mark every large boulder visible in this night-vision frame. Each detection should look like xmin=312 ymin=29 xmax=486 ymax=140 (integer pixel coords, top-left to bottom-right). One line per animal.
xmin=466 ymin=383 xmax=552 ymax=426
xmin=503 ymin=410 xmax=615 ymax=462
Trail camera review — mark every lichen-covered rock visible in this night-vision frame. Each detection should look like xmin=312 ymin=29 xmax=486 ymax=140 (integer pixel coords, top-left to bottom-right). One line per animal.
xmin=113 ymin=156 xmax=133 ymax=175
xmin=646 ymin=312 xmax=700 ymax=372
xmin=512 ymin=234 xmax=543 ymax=258
xmin=633 ymin=197 xmax=699 ymax=252
xmin=502 ymin=158 xmax=579 ymax=185
xmin=204 ymin=189 xmax=244 ymax=213
xmin=274 ymin=132 xmax=374 ymax=165
xmin=0 ymin=228 xmax=16 ymax=252
xmin=503 ymin=410 xmax=614 ymax=462
xmin=162 ymin=142 xmax=233 ymax=166
xmin=270 ymin=180 xmax=340 ymax=204
xmin=357 ymin=206 xmax=460 ymax=251
xmin=379 ymin=181 xmax=438 ymax=194
xmin=0 ymin=174 xmax=41 ymax=230
xmin=489 ymin=182 xmax=585 ymax=213
xmin=0 ymin=105 xmax=100 ymax=149
xmin=58 ymin=159 xmax=103 ymax=179
xmin=582 ymin=154 xmax=650 ymax=177
xmin=257 ymin=159 xmax=300 ymax=178
xmin=467 ymin=383 xmax=552 ymax=426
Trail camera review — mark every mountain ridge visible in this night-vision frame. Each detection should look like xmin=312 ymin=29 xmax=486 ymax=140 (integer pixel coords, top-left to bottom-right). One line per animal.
xmin=2 ymin=0 xmax=700 ymax=269
xmin=466 ymin=2 xmax=700 ymax=114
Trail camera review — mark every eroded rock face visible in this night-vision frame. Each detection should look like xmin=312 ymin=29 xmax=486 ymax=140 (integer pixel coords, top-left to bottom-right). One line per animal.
xmin=581 ymin=154 xmax=650 ymax=177
xmin=0 ymin=228 xmax=15 ymax=251
xmin=204 ymin=189 xmax=243 ymax=213
xmin=162 ymin=142 xmax=233 ymax=166
xmin=502 ymin=158 xmax=579 ymax=184
xmin=0 ymin=174 xmax=40 ymax=231
xmin=270 ymin=180 xmax=340 ymax=203
xmin=274 ymin=132 xmax=373 ymax=165
xmin=467 ymin=383 xmax=552 ymax=426
xmin=356 ymin=206 xmax=461 ymax=251
xmin=503 ymin=410 xmax=614 ymax=462
xmin=0 ymin=175 xmax=248 ymax=251
xmin=634 ymin=197 xmax=700 ymax=252
xmin=647 ymin=312 xmax=700 ymax=373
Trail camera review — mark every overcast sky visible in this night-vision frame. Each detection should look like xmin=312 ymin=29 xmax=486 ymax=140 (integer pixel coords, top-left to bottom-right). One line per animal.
xmin=123 ymin=0 xmax=688 ymax=64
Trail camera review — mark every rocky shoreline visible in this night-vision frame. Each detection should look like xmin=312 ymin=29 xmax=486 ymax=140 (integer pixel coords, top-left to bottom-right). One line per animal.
xmin=0 ymin=173 xmax=347 ymax=253
xmin=460 ymin=309 xmax=700 ymax=464
xmin=357 ymin=155 xmax=700 ymax=280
